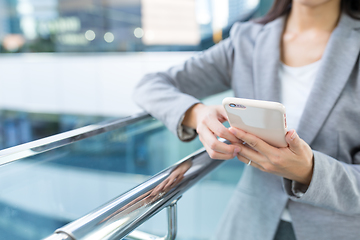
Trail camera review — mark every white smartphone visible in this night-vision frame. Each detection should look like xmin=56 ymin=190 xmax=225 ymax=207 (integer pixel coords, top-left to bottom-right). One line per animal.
xmin=223 ymin=97 xmax=288 ymax=148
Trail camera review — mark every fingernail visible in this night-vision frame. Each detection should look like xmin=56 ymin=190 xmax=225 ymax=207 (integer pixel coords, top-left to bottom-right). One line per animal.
xmin=229 ymin=127 xmax=235 ymax=134
xmin=290 ymin=130 xmax=297 ymax=140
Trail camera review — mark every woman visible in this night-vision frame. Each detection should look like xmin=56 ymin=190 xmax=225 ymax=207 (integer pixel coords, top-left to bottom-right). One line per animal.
xmin=133 ymin=0 xmax=360 ymax=239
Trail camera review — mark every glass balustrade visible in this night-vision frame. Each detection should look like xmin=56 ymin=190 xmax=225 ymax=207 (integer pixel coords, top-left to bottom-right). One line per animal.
xmin=0 ymin=115 xmax=244 ymax=240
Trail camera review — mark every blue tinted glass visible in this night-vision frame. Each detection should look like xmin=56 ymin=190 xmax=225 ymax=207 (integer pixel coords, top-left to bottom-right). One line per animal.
xmin=0 ymin=115 xmax=244 ymax=240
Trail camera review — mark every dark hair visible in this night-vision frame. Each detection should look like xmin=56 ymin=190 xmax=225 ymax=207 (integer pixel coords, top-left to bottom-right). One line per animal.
xmin=257 ymin=0 xmax=360 ymax=24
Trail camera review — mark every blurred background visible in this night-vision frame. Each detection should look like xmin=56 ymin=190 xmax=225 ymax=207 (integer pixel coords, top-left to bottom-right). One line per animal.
xmin=0 ymin=0 xmax=273 ymax=148
xmin=0 ymin=0 xmax=272 ymax=53
xmin=0 ymin=1 xmax=274 ymax=240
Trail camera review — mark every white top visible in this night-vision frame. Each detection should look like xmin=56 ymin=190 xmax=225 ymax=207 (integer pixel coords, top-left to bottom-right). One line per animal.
xmin=280 ymin=60 xmax=321 ymax=131
xmin=279 ymin=60 xmax=321 ymax=222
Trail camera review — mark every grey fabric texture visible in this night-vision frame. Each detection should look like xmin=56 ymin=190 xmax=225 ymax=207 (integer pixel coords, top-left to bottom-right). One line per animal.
xmin=133 ymin=13 xmax=360 ymax=240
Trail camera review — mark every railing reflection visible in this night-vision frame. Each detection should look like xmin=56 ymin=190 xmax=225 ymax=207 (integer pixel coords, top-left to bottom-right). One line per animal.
xmin=45 ymin=146 xmax=224 ymax=240
xmin=116 ymin=160 xmax=192 ymax=213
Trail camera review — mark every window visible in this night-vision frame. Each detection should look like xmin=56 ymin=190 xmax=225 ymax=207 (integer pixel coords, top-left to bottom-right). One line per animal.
xmin=0 ymin=0 xmax=259 ymax=53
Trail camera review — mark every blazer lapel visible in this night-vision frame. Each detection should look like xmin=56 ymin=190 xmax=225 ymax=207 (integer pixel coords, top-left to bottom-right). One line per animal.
xmin=253 ymin=17 xmax=284 ymax=102
xmin=297 ymin=14 xmax=360 ymax=144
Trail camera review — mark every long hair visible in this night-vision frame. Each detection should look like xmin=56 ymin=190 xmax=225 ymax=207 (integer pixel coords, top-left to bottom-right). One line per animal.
xmin=257 ymin=0 xmax=360 ymax=24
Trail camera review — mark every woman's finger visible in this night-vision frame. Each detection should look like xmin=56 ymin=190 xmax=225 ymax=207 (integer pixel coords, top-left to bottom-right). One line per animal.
xmin=236 ymin=154 xmax=265 ymax=171
xmin=202 ymin=143 xmax=238 ymax=159
xmin=205 ymin=116 xmax=240 ymax=143
xmin=237 ymin=143 xmax=266 ymax=165
xmin=229 ymin=127 xmax=279 ymax=156
xmin=215 ymin=105 xmax=230 ymax=122
xmin=285 ymin=129 xmax=307 ymax=155
xmin=198 ymin=125 xmax=240 ymax=156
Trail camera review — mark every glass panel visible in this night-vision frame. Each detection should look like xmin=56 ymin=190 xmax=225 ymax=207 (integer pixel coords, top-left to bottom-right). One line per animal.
xmin=0 ymin=115 xmax=245 ymax=240
xmin=0 ymin=109 xmax=112 ymax=149
xmin=0 ymin=116 xmax=202 ymax=239
xmin=0 ymin=0 xmax=260 ymax=53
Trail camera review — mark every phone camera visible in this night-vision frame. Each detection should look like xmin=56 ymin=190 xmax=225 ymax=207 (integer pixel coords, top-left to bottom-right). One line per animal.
xmin=229 ymin=103 xmax=246 ymax=109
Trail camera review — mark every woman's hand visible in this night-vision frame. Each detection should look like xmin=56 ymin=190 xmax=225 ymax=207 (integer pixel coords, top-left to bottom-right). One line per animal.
xmin=182 ymin=104 xmax=241 ymax=160
xmin=229 ymin=127 xmax=314 ymax=185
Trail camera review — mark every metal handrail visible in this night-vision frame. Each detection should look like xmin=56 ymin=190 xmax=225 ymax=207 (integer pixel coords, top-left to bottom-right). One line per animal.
xmin=0 ymin=112 xmax=152 ymax=166
xmin=44 ymin=145 xmax=225 ymax=240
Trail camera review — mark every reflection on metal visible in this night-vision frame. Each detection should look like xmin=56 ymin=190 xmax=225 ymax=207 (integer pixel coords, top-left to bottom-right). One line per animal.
xmin=127 ymin=198 xmax=178 ymax=240
xmin=166 ymin=200 xmax=178 ymax=240
xmin=43 ymin=232 xmax=73 ymax=240
xmin=44 ymin=145 xmax=224 ymax=240
xmin=0 ymin=112 xmax=151 ymax=166
xmin=127 ymin=230 xmax=163 ymax=240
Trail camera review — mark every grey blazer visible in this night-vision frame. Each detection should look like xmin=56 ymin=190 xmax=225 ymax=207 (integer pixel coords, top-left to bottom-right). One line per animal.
xmin=133 ymin=13 xmax=360 ymax=240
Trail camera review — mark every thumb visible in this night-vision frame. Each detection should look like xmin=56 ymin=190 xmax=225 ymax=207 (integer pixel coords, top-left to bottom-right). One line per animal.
xmin=286 ymin=129 xmax=302 ymax=153
xmin=216 ymin=105 xmax=229 ymax=122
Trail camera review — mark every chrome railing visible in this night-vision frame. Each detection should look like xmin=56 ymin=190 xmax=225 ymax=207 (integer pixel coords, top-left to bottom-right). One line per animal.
xmin=0 ymin=112 xmax=151 ymax=166
xmin=44 ymin=144 xmax=224 ymax=240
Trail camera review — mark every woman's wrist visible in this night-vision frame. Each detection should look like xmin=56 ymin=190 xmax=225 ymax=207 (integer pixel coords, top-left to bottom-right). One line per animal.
xmin=182 ymin=103 xmax=205 ymax=129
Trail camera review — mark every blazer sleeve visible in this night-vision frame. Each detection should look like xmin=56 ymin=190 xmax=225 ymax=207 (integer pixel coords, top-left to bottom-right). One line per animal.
xmin=132 ymin=24 xmax=241 ymax=140
xmin=283 ymin=150 xmax=360 ymax=215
